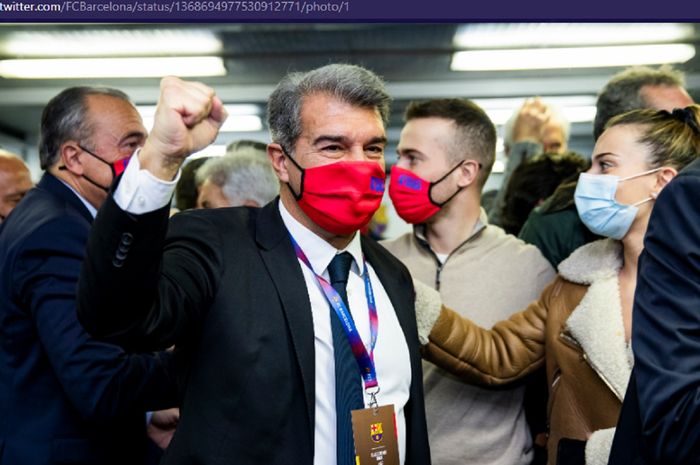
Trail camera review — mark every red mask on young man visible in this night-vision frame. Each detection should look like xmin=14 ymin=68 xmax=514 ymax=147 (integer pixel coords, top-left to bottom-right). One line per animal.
xmin=286 ymin=152 xmax=386 ymax=235
xmin=388 ymin=163 xmax=463 ymax=224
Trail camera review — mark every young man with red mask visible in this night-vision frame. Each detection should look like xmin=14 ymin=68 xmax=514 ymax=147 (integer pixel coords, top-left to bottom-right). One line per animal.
xmin=77 ymin=66 xmax=430 ymax=465
xmin=382 ymin=99 xmax=554 ymax=465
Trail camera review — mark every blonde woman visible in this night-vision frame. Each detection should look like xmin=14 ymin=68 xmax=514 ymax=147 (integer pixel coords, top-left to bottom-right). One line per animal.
xmin=414 ymin=105 xmax=700 ymax=465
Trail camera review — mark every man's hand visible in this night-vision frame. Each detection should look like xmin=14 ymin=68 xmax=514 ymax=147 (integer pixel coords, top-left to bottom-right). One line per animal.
xmin=512 ymin=97 xmax=551 ymax=145
xmin=140 ymin=76 xmax=228 ymax=181
xmin=147 ymin=407 xmax=180 ymax=449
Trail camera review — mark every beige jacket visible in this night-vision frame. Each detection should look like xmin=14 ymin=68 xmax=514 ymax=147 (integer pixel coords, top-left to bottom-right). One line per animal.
xmin=415 ymin=239 xmax=634 ymax=465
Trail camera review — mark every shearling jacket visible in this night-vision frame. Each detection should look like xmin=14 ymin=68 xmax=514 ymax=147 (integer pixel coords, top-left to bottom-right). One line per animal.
xmin=415 ymin=239 xmax=634 ymax=465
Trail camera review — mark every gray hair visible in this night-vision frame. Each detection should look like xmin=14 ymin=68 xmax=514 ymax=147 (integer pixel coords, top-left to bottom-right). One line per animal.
xmin=39 ymin=86 xmax=132 ymax=169
xmin=503 ymin=101 xmax=571 ymax=149
xmin=225 ymin=139 xmax=268 ymax=155
xmin=195 ymin=155 xmax=279 ymax=206
xmin=594 ymin=65 xmax=686 ymax=140
xmin=267 ymin=64 xmax=391 ymax=152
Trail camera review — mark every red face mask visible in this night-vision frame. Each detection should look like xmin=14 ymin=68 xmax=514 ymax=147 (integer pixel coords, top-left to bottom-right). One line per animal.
xmin=388 ymin=163 xmax=463 ymax=224
xmin=286 ymin=153 xmax=386 ymax=235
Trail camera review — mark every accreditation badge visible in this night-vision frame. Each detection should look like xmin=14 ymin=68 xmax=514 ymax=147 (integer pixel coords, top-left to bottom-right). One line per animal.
xmin=351 ymin=404 xmax=399 ymax=465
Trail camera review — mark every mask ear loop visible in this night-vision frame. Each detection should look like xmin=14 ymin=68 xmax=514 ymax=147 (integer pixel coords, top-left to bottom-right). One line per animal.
xmin=58 ymin=144 xmax=115 ymax=193
xmin=281 ymin=146 xmax=305 ymax=201
xmin=619 ymin=167 xmax=664 ymax=207
xmin=427 ymin=160 xmax=482 ymax=207
xmin=618 ymin=167 xmax=664 ymax=182
xmin=57 ymin=165 xmax=111 ymax=193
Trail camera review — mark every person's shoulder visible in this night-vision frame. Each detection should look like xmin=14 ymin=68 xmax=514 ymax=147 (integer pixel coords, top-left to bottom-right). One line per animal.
xmin=558 ymin=239 xmax=622 ymax=285
xmin=5 ymin=189 xmax=88 ymax=245
xmin=364 ymin=235 xmax=414 ymax=284
xmin=678 ymin=158 xmax=700 ymax=178
xmin=378 ymin=231 xmax=414 ymax=256
xmin=171 ymin=205 xmax=257 ymax=231
xmin=648 ymin=161 xmax=700 ymax=218
xmin=482 ymin=224 xmax=553 ymax=266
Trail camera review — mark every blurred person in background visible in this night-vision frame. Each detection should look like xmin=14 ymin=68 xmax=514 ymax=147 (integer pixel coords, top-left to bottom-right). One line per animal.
xmin=484 ymin=97 xmax=570 ymax=223
xmin=500 ymin=151 xmax=588 ymax=236
xmin=0 ymin=149 xmax=32 ymax=223
xmin=195 ymin=154 xmax=279 ymax=209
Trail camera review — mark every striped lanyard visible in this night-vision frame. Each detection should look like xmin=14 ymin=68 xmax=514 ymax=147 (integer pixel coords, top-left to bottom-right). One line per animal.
xmin=290 ymin=234 xmax=379 ymax=392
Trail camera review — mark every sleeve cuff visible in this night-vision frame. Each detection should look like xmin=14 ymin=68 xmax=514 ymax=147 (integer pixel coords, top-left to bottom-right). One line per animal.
xmin=413 ymin=279 xmax=443 ymax=345
xmin=113 ymin=148 xmax=182 ymax=214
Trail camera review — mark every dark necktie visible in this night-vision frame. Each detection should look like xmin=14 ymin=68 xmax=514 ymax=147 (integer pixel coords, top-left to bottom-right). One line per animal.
xmin=327 ymin=252 xmax=364 ymax=465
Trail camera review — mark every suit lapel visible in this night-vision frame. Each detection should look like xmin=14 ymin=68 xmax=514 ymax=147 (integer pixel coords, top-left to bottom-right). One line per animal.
xmin=255 ymin=199 xmax=316 ymax=444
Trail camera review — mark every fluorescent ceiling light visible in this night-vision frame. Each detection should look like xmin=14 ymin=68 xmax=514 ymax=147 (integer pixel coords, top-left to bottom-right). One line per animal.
xmin=221 ymin=115 xmax=263 ymax=132
xmin=190 ymin=145 xmax=227 ymax=159
xmin=139 ymin=105 xmax=262 ymax=132
xmin=138 ymin=104 xmax=261 ymax=118
xmin=0 ymin=30 xmax=222 ymax=57
xmin=471 ymin=96 xmax=598 ymax=125
xmin=451 ymin=44 xmax=696 ymax=71
xmin=0 ymin=56 xmax=226 ymax=79
xmin=473 ymin=95 xmax=597 ymax=110
xmin=491 ymin=159 xmax=505 ymax=174
xmin=454 ymin=23 xmax=694 ymax=48
xmin=485 ymin=106 xmax=596 ymax=125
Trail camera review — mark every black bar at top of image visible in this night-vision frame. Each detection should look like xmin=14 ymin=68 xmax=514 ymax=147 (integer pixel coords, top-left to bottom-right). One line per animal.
xmin=0 ymin=0 xmax=698 ymax=22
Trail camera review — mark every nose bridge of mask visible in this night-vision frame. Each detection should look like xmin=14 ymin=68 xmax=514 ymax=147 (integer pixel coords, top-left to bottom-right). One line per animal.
xmin=577 ymin=172 xmax=619 ymax=200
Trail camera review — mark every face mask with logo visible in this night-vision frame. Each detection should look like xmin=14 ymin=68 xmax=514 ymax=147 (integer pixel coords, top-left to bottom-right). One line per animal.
xmin=59 ymin=145 xmax=133 ymax=193
xmin=388 ymin=162 xmax=464 ymax=224
xmin=574 ymin=167 xmax=661 ymax=240
xmin=285 ymin=150 xmax=386 ymax=235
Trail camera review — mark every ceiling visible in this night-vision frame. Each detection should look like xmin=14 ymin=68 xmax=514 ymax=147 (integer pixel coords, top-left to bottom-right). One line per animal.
xmin=1 ymin=23 xmax=700 ymax=176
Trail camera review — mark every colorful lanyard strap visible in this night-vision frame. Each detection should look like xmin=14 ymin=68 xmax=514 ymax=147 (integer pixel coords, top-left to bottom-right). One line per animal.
xmin=289 ymin=234 xmax=380 ymax=398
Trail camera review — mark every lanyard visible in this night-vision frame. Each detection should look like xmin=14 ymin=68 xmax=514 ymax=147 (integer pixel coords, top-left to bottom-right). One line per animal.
xmin=290 ymin=234 xmax=380 ymax=394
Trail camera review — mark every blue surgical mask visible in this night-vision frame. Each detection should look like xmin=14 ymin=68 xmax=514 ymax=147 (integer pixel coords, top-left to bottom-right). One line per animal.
xmin=574 ymin=168 xmax=660 ymax=240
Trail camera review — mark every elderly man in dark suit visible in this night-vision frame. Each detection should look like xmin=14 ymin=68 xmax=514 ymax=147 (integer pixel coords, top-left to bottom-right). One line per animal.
xmin=77 ymin=65 xmax=431 ymax=465
xmin=608 ymin=158 xmax=700 ymax=465
xmin=0 ymin=87 xmax=177 ymax=464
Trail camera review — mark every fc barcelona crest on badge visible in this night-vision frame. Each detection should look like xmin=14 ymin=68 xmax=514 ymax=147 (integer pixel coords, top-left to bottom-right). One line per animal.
xmin=370 ymin=422 xmax=383 ymax=443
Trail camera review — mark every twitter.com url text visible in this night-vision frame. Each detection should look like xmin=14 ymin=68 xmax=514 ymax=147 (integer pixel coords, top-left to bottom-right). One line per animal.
xmin=0 ymin=0 xmax=350 ymax=15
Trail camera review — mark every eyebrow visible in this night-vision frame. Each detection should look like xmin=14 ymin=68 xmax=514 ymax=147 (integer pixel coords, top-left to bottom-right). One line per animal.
xmin=312 ymin=135 xmax=388 ymax=146
xmin=591 ymin=151 xmax=619 ymax=161
xmin=119 ymin=130 xmax=147 ymax=144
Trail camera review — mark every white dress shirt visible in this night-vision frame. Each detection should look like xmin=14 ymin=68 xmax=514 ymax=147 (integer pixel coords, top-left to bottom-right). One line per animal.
xmin=114 ymin=153 xmax=412 ymax=464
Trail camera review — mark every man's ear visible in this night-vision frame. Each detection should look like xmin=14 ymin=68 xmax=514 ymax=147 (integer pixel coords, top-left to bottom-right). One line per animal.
xmin=59 ymin=141 xmax=84 ymax=175
xmin=268 ymin=143 xmax=290 ymax=183
xmin=652 ymin=166 xmax=679 ymax=198
xmin=456 ymin=159 xmax=480 ymax=188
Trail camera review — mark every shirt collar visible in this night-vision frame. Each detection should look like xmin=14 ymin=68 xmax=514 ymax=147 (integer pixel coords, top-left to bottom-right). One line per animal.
xmin=279 ymin=201 xmax=365 ymax=279
xmin=414 ymin=207 xmax=488 ymax=251
xmin=57 ymin=178 xmax=97 ymax=218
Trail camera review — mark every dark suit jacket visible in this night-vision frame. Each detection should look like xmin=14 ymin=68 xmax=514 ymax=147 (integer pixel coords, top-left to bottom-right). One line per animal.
xmin=0 ymin=174 xmax=176 ymax=465
xmin=78 ymin=194 xmax=431 ymax=465
xmin=608 ymin=158 xmax=700 ymax=465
